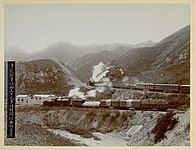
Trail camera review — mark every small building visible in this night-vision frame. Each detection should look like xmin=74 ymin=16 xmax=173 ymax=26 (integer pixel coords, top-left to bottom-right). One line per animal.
xmin=31 ymin=94 xmax=56 ymax=105
xmin=16 ymin=94 xmax=56 ymax=105
xmin=16 ymin=95 xmax=30 ymax=105
xmin=33 ymin=94 xmax=55 ymax=101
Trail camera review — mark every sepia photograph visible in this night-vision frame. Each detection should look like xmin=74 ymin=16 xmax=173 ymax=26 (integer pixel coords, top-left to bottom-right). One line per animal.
xmin=3 ymin=3 xmax=191 ymax=147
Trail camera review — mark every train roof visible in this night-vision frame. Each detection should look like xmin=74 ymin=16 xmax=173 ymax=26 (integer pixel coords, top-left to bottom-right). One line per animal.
xmin=82 ymin=101 xmax=100 ymax=107
xmin=34 ymin=94 xmax=55 ymax=97
xmin=120 ymin=99 xmax=134 ymax=102
xmin=135 ymin=83 xmax=154 ymax=85
xmin=111 ymin=99 xmax=120 ymax=102
xmin=16 ymin=95 xmax=29 ymax=98
xmin=155 ymin=84 xmax=179 ymax=86
xmin=56 ymin=98 xmax=69 ymax=101
xmin=141 ymin=99 xmax=168 ymax=104
xmin=100 ymin=99 xmax=112 ymax=102
xmin=71 ymin=99 xmax=85 ymax=101
xmin=180 ymin=85 xmax=190 ymax=87
xmin=132 ymin=99 xmax=141 ymax=102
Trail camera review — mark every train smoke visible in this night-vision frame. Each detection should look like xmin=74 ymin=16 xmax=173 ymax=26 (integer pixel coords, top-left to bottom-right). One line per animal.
xmin=87 ymin=62 xmax=112 ymax=97
xmin=68 ymin=62 xmax=112 ymax=99
xmin=68 ymin=87 xmax=85 ymax=99
xmin=90 ymin=62 xmax=109 ymax=82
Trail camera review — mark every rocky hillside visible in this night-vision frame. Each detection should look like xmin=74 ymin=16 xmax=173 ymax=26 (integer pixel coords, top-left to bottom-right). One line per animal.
xmin=67 ymin=49 xmax=128 ymax=82
xmin=5 ymin=106 xmax=189 ymax=146
xmin=16 ymin=59 xmax=71 ymax=95
xmin=68 ymin=40 xmax=156 ymax=83
xmin=113 ymin=25 xmax=190 ymax=84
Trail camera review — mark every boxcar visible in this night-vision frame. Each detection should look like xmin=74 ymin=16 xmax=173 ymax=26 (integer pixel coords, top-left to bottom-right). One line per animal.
xmin=111 ymin=99 xmax=120 ymax=108
xmin=132 ymin=99 xmax=141 ymax=109
xmin=140 ymin=99 xmax=168 ymax=111
xmin=119 ymin=99 xmax=134 ymax=109
xmin=100 ymin=99 xmax=112 ymax=108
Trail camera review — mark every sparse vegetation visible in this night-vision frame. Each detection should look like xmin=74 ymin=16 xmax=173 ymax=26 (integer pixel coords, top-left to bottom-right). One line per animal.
xmin=152 ymin=112 xmax=178 ymax=143
xmin=166 ymin=94 xmax=190 ymax=110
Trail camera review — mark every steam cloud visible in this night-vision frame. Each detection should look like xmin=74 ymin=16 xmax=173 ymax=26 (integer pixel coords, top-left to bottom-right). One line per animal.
xmin=68 ymin=62 xmax=112 ymax=99
xmin=68 ymin=87 xmax=85 ymax=99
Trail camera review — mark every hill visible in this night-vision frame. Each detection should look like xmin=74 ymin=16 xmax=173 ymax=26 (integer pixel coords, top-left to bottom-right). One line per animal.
xmin=112 ymin=25 xmax=190 ymax=84
xmin=16 ymin=59 xmax=72 ymax=95
xmin=67 ymin=40 xmax=156 ymax=83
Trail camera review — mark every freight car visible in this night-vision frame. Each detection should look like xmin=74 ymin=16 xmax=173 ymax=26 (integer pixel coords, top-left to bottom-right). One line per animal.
xmin=111 ymin=99 xmax=120 ymax=108
xmin=99 ymin=99 xmax=112 ymax=108
xmin=99 ymin=99 xmax=169 ymax=111
xmin=119 ymin=99 xmax=134 ymax=109
xmin=140 ymin=99 xmax=168 ymax=111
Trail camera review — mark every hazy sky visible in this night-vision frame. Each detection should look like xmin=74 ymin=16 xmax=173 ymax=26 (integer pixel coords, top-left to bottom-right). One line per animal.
xmin=5 ymin=4 xmax=190 ymax=52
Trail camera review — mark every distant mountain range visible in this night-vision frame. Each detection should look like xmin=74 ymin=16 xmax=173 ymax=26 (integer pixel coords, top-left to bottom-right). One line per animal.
xmin=7 ymin=25 xmax=190 ymax=95
xmin=6 ymin=40 xmax=156 ymax=64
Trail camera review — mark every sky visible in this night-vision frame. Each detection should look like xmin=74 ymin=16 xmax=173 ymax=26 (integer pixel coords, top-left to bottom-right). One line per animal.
xmin=5 ymin=4 xmax=190 ymax=52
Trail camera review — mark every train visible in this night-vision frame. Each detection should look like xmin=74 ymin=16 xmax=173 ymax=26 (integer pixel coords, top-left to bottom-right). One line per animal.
xmin=43 ymin=98 xmax=85 ymax=107
xmin=43 ymin=98 xmax=70 ymax=107
xmin=43 ymin=98 xmax=169 ymax=111
xmin=99 ymin=99 xmax=169 ymax=111
xmin=89 ymin=81 xmax=190 ymax=94
xmin=132 ymin=83 xmax=190 ymax=94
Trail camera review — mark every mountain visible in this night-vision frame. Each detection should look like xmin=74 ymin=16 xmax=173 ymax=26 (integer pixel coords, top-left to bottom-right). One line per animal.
xmin=26 ymin=41 xmax=82 ymax=64
xmin=113 ymin=25 xmax=190 ymax=84
xmin=7 ymin=40 xmax=156 ymax=65
xmin=16 ymin=59 xmax=85 ymax=95
xmin=8 ymin=25 xmax=189 ymax=89
xmin=132 ymin=40 xmax=156 ymax=48
xmin=67 ymin=46 xmax=131 ymax=83
xmin=67 ymin=41 xmax=156 ymax=83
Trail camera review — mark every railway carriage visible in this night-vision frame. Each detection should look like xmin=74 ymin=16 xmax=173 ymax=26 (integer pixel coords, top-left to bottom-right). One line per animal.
xmin=180 ymin=85 xmax=190 ymax=94
xmin=135 ymin=83 xmax=154 ymax=91
xmin=154 ymin=84 xmax=179 ymax=92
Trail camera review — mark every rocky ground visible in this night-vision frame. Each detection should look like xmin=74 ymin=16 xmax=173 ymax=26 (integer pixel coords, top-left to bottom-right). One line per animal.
xmin=4 ymin=105 xmax=190 ymax=146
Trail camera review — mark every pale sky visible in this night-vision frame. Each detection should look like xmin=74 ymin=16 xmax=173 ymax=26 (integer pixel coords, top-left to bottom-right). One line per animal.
xmin=5 ymin=4 xmax=190 ymax=52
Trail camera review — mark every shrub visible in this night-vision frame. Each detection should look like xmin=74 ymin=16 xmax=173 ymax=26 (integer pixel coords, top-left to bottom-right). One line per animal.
xmin=152 ymin=112 xmax=178 ymax=143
